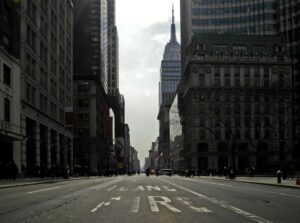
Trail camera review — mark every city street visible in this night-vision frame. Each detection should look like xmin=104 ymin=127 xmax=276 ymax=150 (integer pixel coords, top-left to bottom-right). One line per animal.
xmin=0 ymin=175 xmax=299 ymax=223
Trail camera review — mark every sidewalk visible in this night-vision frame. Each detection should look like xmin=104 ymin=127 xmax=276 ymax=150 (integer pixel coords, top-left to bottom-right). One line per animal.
xmin=195 ymin=175 xmax=300 ymax=189
xmin=0 ymin=176 xmax=96 ymax=189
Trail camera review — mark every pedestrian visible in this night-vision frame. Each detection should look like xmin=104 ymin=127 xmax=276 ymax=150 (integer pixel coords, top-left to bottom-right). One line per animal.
xmin=64 ymin=165 xmax=70 ymax=179
xmin=10 ymin=161 xmax=18 ymax=181
xmin=21 ymin=164 xmax=26 ymax=178
xmin=277 ymin=169 xmax=282 ymax=183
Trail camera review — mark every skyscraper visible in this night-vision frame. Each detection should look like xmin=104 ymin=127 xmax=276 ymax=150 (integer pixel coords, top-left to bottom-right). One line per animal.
xmin=73 ymin=0 xmax=112 ymax=174
xmin=107 ymin=0 xmax=119 ymax=96
xmin=276 ymin=0 xmax=300 ymax=163
xmin=180 ymin=0 xmax=300 ymax=170
xmin=180 ymin=0 xmax=277 ymax=68
xmin=157 ymin=6 xmax=181 ymax=170
xmin=159 ymin=6 xmax=181 ymax=107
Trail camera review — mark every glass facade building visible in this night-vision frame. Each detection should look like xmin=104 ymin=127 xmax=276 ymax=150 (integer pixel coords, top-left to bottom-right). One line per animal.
xmin=181 ymin=0 xmax=277 ymax=67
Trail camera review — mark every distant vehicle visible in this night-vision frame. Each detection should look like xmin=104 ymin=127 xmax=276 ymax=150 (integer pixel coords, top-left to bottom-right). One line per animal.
xmin=150 ymin=169 xmax=156 ymax=175
xmin=160 ymin=169 xmax=172 ymax=176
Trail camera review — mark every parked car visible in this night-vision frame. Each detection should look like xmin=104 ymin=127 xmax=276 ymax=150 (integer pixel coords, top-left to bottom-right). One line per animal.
xmin=160 ymin=169 xmax=172 ymax=176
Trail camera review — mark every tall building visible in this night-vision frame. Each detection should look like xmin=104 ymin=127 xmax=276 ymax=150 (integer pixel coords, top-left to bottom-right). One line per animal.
xmin=20 ymin=0 xmax=74 ymax=174
xmin=107 ymin=0 xmax=119 ymax=96
xmin=159 ymin=6 xmax=181 ymax=107
xmin=182 ymin=34 xmax=293 ymax=173
xmin=73 ymin=0 xmax=112 ymax=174
xmin=180 ymin=0 xmax=300 ymax=170
xmin=0 ymin=0 xmax=22 ymax=171
xmin=169 ymin=91 xmax=184 ymax=174
xmin=107 ymin=0 xmax=124 ymax=172
xmin=124 ymin=124 xmax=130 ymax=172
xmin=180 ymin=0 xmax=277 ymax=68
xmin=74 ymin=0 xmax=108 ymax=93
xmin=157 ymin=6 xmax=181 ymax=170
xmin=276 ymin=0 xmax=300 ymax=166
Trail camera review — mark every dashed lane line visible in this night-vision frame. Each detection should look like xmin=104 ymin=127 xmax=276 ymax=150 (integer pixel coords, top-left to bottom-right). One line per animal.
xmin=27 ymin=186 xmax=61 ymax=194
xmin=158 ymin=178 xmax=272 ymax=223
xmin=107 ymin=185 xmax=117 ymax=191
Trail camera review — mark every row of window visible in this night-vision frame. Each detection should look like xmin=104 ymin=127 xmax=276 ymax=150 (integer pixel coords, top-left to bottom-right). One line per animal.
xmin=192 ymin=13 xmax=274 ymax=26
xmin=26 ymin=82 xmax=66 ymax=123
xmin=191 ymin=24 xmax=274 ymax=35
xmin=192 ymin=3 xmax=274 ymax=15
xmin=192 ymin=0 xmax=274 ymax=6
xmin=197 ymin=127 xmax=288 ymax=141
xmin=197 ymin=142 xmax=286 ymax=154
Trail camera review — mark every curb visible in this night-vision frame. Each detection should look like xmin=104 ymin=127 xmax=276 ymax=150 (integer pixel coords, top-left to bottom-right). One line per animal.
xmin=0 ymin=176 xmax=97 ymax=189
xmin=195 ymin=177 xmax=300 ymax=189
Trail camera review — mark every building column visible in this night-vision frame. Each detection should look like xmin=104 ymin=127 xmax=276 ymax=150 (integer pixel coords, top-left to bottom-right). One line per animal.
xmin=69 ymin=138 xmax=73 ymax=172
xmin=34 ymin=122 xmax=40 ymax=166
xmin=47 ymin=128 xmax=51 ymax=169
xmin=56 ymin=132 xmax=60 ymax=165
xmin=21 ymin=114 xmax=27 ymax=166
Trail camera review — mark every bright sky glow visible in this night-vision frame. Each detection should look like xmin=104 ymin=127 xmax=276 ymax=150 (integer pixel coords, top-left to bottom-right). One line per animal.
xmin=116 ymin=0 xmax=180 ymax=165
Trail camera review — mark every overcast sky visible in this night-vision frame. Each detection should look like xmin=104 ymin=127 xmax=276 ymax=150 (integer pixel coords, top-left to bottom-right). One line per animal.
xmin=116 ymin=0 xmax=180 ymax=166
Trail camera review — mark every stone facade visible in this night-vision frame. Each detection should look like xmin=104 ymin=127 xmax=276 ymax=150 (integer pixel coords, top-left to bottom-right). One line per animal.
xmin=20 ymin=0 xmax=73 ymax=174
xmin=182 ymin=34 xmax=293 ymax=174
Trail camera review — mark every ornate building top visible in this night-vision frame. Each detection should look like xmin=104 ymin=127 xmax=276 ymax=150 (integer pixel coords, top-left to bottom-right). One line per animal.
xmin=163 ymin=5 xmax=181 ymax=61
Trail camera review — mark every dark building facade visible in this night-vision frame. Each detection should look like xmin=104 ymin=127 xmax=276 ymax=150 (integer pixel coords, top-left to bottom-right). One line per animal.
xmin=276 ymin=0 xmax=300 ymax=166
xmin=157 ymin=7 xmax=181 ymax=170
xmin=73 ymin=0 xmax=112 ymax=174
xmin=107 ymin=0 xmax=119 ymax=96
xmin=182 ymin=34 xmax=293 ymax=174
xmin=181 ymin=0 xmax=300 ymax=169
xmin=20 ymin=0 xmax=74 ymax=174
xmin=0 ymin=0 xmax=22 ymax=173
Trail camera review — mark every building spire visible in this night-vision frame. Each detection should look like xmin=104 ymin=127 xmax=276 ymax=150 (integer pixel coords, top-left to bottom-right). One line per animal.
xmin=172 ymin=4 xmax=174 ymax=24
xmin=170 ymin=4 xmax=177 ymax=42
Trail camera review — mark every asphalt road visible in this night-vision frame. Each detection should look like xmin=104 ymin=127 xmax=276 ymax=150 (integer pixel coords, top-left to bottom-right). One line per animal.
xmin=0 ymin=175 xmax=299 ymax=223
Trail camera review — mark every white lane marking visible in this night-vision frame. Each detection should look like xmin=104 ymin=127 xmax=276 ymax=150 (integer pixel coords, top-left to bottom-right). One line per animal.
xmin=107 ymin=185 xmax=117 ymax=191
xmin=119 ymin=186 xmax=128 ymax=191
xmin=159 ymin=179 xmax=272 ymax=223
xmin=131 ymin=196 xmax=140 ymax=213
xmin=147 ymin=186 xmax=161 ymax=191
xmin=90 ymin=202 xmax=104 ymax=213
xmin=177 ymin=197 xmax=212 ymax=213
xmin=148 ymin=196 xmax=181 ymax=213
xmin=111 ymin=197 xmax=121 ymax=201
xmin=104 ymin=202 xmax=110 ymax=206
xmin=179 ymin=177 xmax=300 ymax=199
xmin=134 ymin=186 xmax=145 ymax=191
xmin=241 ymin=187 xmax=300 ymax=199
xmin=162 ymin=186 xmax=176 ymax=191
xmin=27 ymin=186 xmax=61 ymax=194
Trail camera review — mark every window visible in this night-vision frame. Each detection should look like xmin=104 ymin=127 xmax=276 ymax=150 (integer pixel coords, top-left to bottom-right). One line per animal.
xmin=197 ymin=143 xmax=208 ymax=152
xmin=199 ymin=129 xmax=205 ymax=139
xmin=4 ymin=99 xmax=10 ymax=122
xmin=78 ymin=83 xmax=89 ymax=94
xmin=234 ymin=70 xmax=240 ymax=87
xmin=214 ymin=67 xmax=220 ymax=87
xmin=3 ymin=64 xmax=11 ymax=86
xmin=199 ymin=73 xmax=205 ymax=86
xmin=224 ymin=67 xmax=230 ymax=87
